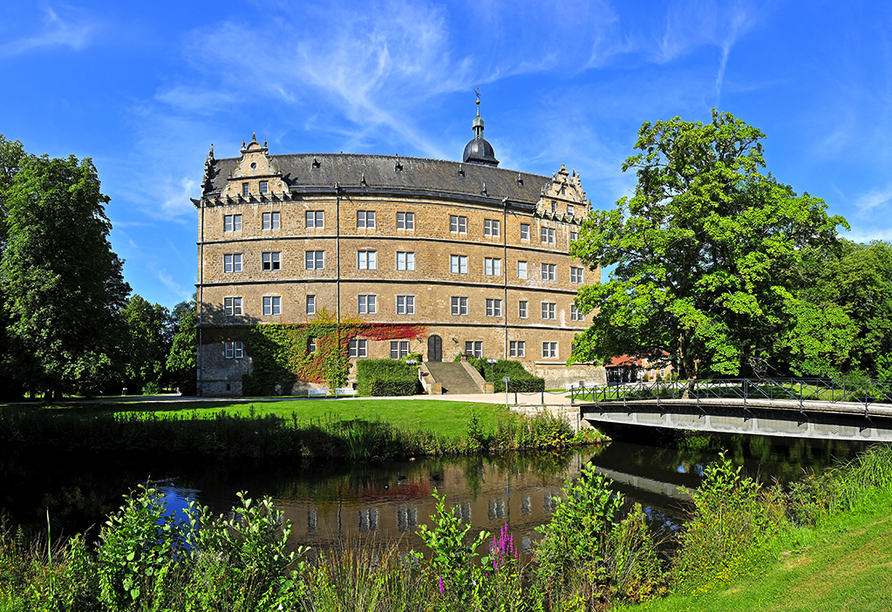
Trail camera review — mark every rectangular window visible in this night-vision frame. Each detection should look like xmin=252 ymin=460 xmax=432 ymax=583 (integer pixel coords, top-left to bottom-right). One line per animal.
xmin=570 ymin=231 xmax=578 ymax=243
xmin=241 ymin=183 xmax=248 ymax=197
xmin=306 ymin=210 xmax=324 ymax=228
xmin=349 ymin=339 xmax=368 ymax=358
xmin=262 ymin=211 xmax=280 ymax=230
xmin=397 ymin=212 xmax=415 ymax=229
xmin=390 ymin=340 xmax=409 ymax=359
xmin=520 ymin=223 xmax=530 ymax=240
xmin=571 ymin=305 xmax=584 ymax=321
xmin=449 ymin=215 xmax=467 ymax=233
xmin=567 ymin=205 xmax=574 ymax=217
xmin=484 ymin=219 xmax=500 ymax=237
xmin=396 ymin=295 xmax=415 ymax=315
xmin=305 ymin=251 xmax=324 ymax=270
xmin=357 ymin=251 xmax=377 ymax=270
xmin=518 ymin=301 xmax=528 ymax=319
xmin=570 ymin=267 xmax=584 ymax=283
xmin=541 ymin=302 xmax=556 ymax=320
xmin=259 ymin=180 xmax=268 ymax=194
xmin=306 ymin=295 xmax=316 ymax=315
xmin=262 ymin=252 xmax=281 ymax=271
xmin=263 ymin=296 xmax=281 ymax=316
xmin=540 ymin=227 xmax=555 ymax=244
xmin=224 ymin=254 xmax=242 ymax=273
xmin=464 ymin=341 xmax=483 ymax=358
xmin=225 ymin=340 xmax=244 ymax=359
xmin=517 ymin=261 xmax=527 ymax=279
xmin=542 ymin=342 xmax=558 ymax=358
xmin=510 ymin=340 xmax=526 ymax=358
xmin=357 ymin=210 xmax=376 ymax=228
xmin=224 ymin=297 xmax=243 ymax=316
xmin=224 ymin=214 xmax=242 ymax=232
xmin=450 ymin=255 xmax=468 ymax=274
xmin=396 ymin=251 xmax=415 ymax=271
xmin=485 ymin=298 xmax=502 ymax=317
xmin=451 ymin=296 xmax=468 ymax=316
xmin=308 ymin=338 xmax=317 ymax=353
xmin=541 ymin=263 xmax=556 ymax=281
xmin=484 ymin=257 xmax=502 ymax=276
xmin=358 ymin=295 xmax=377 ymax=314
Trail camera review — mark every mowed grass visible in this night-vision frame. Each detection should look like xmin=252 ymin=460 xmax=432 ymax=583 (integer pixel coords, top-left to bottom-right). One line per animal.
xmin=616 ymin=487 xmax=892 ymax=612
xmin=12 ymin=398 xmax=511 ymax=439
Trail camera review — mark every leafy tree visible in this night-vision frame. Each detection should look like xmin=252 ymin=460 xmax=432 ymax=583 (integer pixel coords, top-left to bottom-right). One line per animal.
xmin=122 ymin=295 xmax=172 ymax=393
xmin=167 ymin=300 xmax=197 ymax=394
xmin=813 ymin=240 xmax=892 ymax=378
xmin=570 ymin=110 xmax=852 ymax=379
xmin=1 ymin=154 xmax=130 ymax=397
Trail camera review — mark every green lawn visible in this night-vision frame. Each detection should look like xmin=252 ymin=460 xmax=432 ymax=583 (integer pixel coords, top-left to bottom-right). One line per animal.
xmin=14 ymin=398 xmax=512 ymax=439
xmin=615 ymin=487 xmax=892 ymax=612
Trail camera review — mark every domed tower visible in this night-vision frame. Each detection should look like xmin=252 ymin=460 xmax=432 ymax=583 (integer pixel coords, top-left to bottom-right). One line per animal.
xmin=462 ymin=97 xmax=499 ymax=166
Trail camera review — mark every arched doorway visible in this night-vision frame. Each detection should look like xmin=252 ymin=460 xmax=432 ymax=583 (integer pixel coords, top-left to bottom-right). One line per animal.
xmin=427 ymin=335 xmax=442 ymax=362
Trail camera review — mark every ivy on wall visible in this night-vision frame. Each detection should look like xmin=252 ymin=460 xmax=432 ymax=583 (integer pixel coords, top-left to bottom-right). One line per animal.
xmin=201 ymin=308 xmax=426 ymax=394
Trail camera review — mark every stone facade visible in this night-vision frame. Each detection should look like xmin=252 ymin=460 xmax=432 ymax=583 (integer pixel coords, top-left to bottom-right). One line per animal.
xmin=194 ymin=129 xmax=606 ymax=395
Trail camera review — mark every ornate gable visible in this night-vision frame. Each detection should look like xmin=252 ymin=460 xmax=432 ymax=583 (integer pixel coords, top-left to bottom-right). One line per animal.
xmin=537 ymin=164 xmax=589 ymax=219
xmin=222 ymin=133 xmax=289 ymax=199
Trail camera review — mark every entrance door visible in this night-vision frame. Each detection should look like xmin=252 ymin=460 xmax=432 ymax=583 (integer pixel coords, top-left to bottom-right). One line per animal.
xmin=427 ymin=335 xmax=442 ymax=362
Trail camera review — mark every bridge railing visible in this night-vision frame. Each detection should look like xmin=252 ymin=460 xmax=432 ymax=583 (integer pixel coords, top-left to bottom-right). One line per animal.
xmin=569 ymin=377 xmax=892 ymax=410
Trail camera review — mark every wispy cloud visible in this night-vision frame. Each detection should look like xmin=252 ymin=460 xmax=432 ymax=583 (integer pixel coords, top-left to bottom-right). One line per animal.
xmin=852 ymin=185 xmax=892 ymax=216
xmin=157 ymin=269 xmax=192 ymax=301
xmin=0 ymin=7 xmax=97 ymax=57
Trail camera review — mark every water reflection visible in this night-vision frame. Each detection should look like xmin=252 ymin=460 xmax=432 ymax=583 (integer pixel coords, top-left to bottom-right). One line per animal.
xmin=0 ymin=431 xmax=869 ymax=555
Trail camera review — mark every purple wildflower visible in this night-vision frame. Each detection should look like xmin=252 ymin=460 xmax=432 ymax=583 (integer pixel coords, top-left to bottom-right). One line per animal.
xmin=438 ymin=575 xmax=444 ymax=595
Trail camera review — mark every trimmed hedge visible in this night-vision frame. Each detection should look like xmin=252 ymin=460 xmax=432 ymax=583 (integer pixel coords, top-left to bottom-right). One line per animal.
xmin=356 ymin=359 xmax=419 ymax=396
xmin=369 ymin=378 xmax=419 ymax=396
xmin=468 ymin=358 xmax=545 ymax=393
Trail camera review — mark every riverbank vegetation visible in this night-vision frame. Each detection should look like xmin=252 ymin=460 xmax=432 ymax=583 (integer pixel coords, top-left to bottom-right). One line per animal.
xmin=0 ymin=399 xmax=605 ymax=460
xmin=2 ymin=444 xmax=891 ymax=610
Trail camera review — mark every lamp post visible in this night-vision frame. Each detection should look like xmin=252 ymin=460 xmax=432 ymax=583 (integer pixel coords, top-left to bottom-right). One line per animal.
xmin=503 ymin=376 xmax=510 ymax=409
xmin=486 ymin=358 xmax=497 ymax=393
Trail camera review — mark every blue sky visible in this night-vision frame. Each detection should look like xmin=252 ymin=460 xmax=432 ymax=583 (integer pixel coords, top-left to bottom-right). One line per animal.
xmin=2 ymin=1 xmax=891 ymax=309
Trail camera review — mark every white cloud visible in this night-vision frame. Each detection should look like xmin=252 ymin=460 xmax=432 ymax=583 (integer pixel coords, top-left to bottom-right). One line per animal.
xmin=157 ymin=269 xmax=192 ymax=301
xmin=0 ymin=7 xmax=96 ymax=56
xmin=852 ymin=185 xmax=892 ymax=216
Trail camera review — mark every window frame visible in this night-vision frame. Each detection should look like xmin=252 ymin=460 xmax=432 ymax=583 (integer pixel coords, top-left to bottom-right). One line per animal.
xmin=225 ymin=340 xmax=244 ymax=359
xmin=396 ymin=295 xmax=415 ymax=315
xmin=397 ymin=211 xmax=415 ymax=230
xmin=484 ymin=257 xmax=502 ymax=276
xmin=540 ymin=227 xmax=555 ymax=244
xmin=517 ymin=260 xmax=528 ymax=279
xmin=570 ymin=266 xmax=584 ymax=283
xmin=306 ymin=295 xmax=316 ymax=315
xmin=541 ymin=302 xmax=556 ymax=320
xmin=348 ymin=339 xmax=368 ymax=358
xmin=485 ymin=298 xmax=502 ymax=318
xmin=357 ymin=250 xmax=377 ymax=270
xmin=509 ymin=340 xmax=526 ymax=358
xmin=451 ymin=296 xmax=468 ymax=316
xmin=390 ymin=340 xmax=409 ymax=359
xmin=484 ymin=219 xmax=500 ymax=237
xmin=357 ymin=210 xmax=376 ymax=228
xmin=263 ymin=296 xmax=282 ymax=316
xmin=571 ymin=304 xmax=584 ymax=321
xmin=358 ymin=294 xmax=377 ymax=314
xmin=262 ymin=211 xmax=280 ymax=230
xmin=520 ymin=223 xmax=530 ymax=240
xmin=306 ymin=210 xmax=324 ymax=228
xmin=396 ymin=251 xmax=415 ymax=271
xmin=262 ymin=252 xmax=281 ymax=271
xmin=449 ymin=215 xmax=467 ymax=233
xmin=518 ymin=300 xmax=528 ymax=319
xmin=450 ymin=254 xmax=468 ymax=274
xmin=542 ymin=341 xmax=558 ymax=359
xmin=541 ymin=263 xmax=556 ymax=281
xmin=305 ymin=250 xmax=324 ymax=270
xmin=464 ymin=341 xmax=483 ymax=358
xmin=224 ymin=214 xmax=242 ymax=232
xmin=224 ymin=253 xmax=243 ymax=273
xmin=224 ymin=297 xmax=243 ymax=316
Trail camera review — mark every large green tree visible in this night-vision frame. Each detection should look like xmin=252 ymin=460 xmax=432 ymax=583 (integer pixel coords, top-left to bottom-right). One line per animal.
xmin=1 ymin=154 xmax=130 ymax=397
xmin=166 ymin=299 xmax=197 ymax=394
xmin=570 ymin=110 xmax=853 ymax=379
xmin=122 ymin=295 xmax=172 ymax=393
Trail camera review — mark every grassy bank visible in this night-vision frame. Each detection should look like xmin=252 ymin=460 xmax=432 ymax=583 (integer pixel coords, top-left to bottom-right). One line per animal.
xmin=0 ymin=399 xmax=606 ymax=459
xmin=616 ymin=487 xmax=892 ymax=611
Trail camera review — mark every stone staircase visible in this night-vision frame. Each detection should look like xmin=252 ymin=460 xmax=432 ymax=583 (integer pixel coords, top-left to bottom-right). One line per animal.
xmin=424 ymin=362 xmax=485 ymax=395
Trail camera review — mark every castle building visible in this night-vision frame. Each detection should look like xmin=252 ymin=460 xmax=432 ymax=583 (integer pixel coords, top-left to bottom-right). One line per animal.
xmin=193 ymin=103 xmax=603 ymax=395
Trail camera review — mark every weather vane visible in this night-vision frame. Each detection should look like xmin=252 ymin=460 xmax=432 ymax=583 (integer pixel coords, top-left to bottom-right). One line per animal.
xmin=475 ymin=87 xmax=480 ymax=104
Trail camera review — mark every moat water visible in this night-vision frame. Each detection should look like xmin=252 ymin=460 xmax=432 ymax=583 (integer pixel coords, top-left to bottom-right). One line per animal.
xmin=0 ymin=430 xmax=868 ymax=553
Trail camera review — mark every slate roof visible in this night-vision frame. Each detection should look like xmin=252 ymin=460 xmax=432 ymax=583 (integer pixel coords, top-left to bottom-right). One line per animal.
xmin=206 ymin=153 xmax=551 ymax=205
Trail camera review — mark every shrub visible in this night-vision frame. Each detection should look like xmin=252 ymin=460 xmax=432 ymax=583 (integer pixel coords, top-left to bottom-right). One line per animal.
xmin=469 ymin=358 xmax=545 ymax=393
xmin=672 ymin=451 xmax=786 ymax=594
xmin=356 ymin=359 xmax=418 ymax=396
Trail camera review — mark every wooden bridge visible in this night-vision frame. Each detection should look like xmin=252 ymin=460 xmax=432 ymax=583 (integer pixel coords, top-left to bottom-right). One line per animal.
xmin=570 ymin=378 xmax=892 ymax=442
